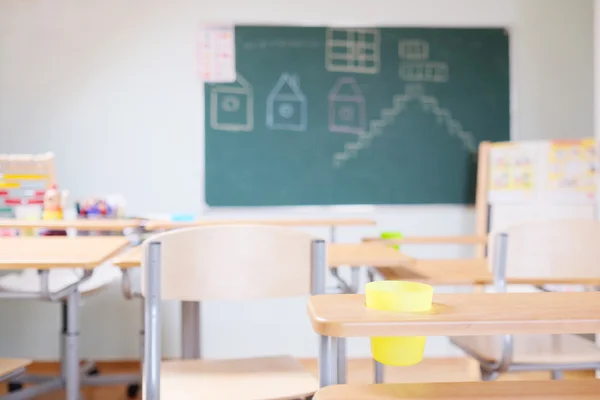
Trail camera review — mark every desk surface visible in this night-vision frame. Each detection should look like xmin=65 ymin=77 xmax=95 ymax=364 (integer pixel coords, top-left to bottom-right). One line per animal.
xmin=376 ymin=259 xmax=600 ymax=286
xmin=314 ymin=381 xmax=600 ymax=400
xmin=0 ymin=358 xmax=30 ymax=377
xmin=307 ymin=292 xmax=600 ymax=337
xmin=363 ymin=235 xmax=488 ymax=245
xmin=0 ymin=237 xmax=130 ymax=270
xmin=0 ymin=219 xmax=141 ymax=231
xmin=145 ymin=218 xmax=376 ymax=231
xmin=112 ymin=242 xmax=414 ymax=269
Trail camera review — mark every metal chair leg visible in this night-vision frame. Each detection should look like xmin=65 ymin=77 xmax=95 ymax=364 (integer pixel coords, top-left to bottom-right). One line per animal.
xmin=480 ymin=366 xmax=499 ymax=381
xmin=551 ymin=370 xmax=564 ymax=380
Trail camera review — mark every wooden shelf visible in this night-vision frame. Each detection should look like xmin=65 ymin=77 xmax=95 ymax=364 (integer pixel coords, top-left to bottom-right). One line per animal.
xmin=0 ymin=219 xmax=141 ymax=231
xmin=314 ymin=380 xmax=600 ymax=399
xmin=144 ymin=218 xmax=376 ymax=231
xmin=112 ymin=243 xmax=414 ymax=269
xmin=308 ymin=292 xmax=600 ymax=337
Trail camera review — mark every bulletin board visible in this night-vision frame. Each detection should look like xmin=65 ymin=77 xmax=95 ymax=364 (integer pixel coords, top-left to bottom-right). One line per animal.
xmin=475 ymin=139 xmax=597 ymax=257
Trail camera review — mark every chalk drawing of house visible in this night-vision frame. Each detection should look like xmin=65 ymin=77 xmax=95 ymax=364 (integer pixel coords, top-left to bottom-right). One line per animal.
xmin=266 ymin=73 xmax=307 ymax=131
xmin=210 ymin=74 xmax=254 ymax=131
xmin=329 ymin=77 xmax=366 ymax=134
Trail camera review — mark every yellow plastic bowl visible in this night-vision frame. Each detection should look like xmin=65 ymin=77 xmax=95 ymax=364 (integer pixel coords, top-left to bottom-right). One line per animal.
xmin=365 ymin=281 xmax=433 ymax=366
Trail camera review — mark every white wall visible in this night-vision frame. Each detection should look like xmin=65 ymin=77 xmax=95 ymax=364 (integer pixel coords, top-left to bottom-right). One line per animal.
xmin=0 ymin=0 xmax=593 ymax=360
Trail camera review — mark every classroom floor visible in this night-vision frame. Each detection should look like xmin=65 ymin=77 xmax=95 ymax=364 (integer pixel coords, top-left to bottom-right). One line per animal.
xmin=0 ymin=357 xmax=594 ymax=399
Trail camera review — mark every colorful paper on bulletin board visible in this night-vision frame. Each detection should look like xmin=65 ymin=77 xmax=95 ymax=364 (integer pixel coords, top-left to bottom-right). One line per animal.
xmin=197 ymin=24 xmax=236 ymax=83
xmin=545 ymin=139 xmax=596 ymax=204
xmin=488 ymin=142 xmax=538 ymax=204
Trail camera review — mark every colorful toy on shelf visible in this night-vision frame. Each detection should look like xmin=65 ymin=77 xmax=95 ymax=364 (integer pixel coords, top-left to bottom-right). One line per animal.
xmin=76 ymin=195 xmax=126 ymax=219
xmin=41 ymin=184 xmax=68 ymax=236
xmin=77 ymin=198 xmax=113 ymax=218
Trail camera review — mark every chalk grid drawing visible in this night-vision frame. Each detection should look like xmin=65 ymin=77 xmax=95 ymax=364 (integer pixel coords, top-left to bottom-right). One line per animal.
xmin=398 ymin=39 xmax=449 ymax=83
xmin=210 ymin=74 xmax=254 ymax=131
xmin=326 ymin=28 xmax=380 ymax=74
xmin=329 ymin=77 xmax=367 ymax=134
xmin=266 ymin=73 xmax=307 ymax=131
xmin=332 ymin=83 xmax=476 ymax=168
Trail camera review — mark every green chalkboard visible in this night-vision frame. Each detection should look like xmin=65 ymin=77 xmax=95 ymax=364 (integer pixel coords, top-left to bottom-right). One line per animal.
xmin=205 ymin=26 xmax=509 ymax=207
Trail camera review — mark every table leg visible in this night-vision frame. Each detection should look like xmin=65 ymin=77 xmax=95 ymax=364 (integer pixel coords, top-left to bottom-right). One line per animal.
xmin=60 ymin=300 xmax=67 ymax=379
xmin=318 ymin=335 xmax=338 ymax=388
xmin=65 ymin=290 xmax=81 ymax=400
xmin=329 ymin=226 xmax=337 ymax=243
xmin=337 ymin=338 xmax=347 ymax=384
xmin=374 ymin=360 xmax=384 ymax=383
xmin=181 ymin=301 xmax=201 ymax=359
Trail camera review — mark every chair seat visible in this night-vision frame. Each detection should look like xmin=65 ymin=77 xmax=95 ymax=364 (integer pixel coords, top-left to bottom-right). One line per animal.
xmin=313 ymin=381 xmax=600 ymax=399
xmin=0 ymin=262 xmax=121 ymax=295
xmin=0 ymin=358 xmax=30 ymax=381
xmin=451 ymin=334 xmax=600 ymax=365
xmin=161 ymin=355 xmax=318 ymax=400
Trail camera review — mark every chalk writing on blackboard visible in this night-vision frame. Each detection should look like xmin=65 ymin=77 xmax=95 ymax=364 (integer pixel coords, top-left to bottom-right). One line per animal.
xmin=333 ymin=83 xmax=474 ymax=167
xmin=329 ymin=77 xmax=367 ymax=134
xmin=326 ymin=28 xmax=380 ymax=74
xmin=210 ymin=74 xmax=254 ymax=132
xmin=266 ymin=73 xmax=307 ymax=132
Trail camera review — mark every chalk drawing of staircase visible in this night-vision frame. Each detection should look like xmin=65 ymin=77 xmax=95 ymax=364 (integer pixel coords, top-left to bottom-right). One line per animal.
xmin=332 ymin=84 xmax=476 ymax=168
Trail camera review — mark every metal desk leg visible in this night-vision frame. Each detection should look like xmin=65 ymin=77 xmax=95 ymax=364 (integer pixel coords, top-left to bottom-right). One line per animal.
xmin=374 ymin=360 xmax=384 ymax=383
xmin=318 ymin=335 xmax=338 ymax=388
xmin=350 ymin=266 xmax=360 ymax=293
xmin=65 ymin=290 xmax=81 ymax=400
xmin=181 ymin=301 xmax=201 ymax=359
xmin=337 ymin=338 xmax=347 ymax=384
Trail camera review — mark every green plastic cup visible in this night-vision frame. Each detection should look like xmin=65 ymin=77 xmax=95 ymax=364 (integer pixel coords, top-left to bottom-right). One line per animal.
xmin=381 ymin=231 xmax=403 ymax=250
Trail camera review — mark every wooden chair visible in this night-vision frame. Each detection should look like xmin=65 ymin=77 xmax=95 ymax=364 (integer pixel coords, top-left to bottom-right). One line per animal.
xmin=450 ymin=220 xmax=600 ymax=380
xmin=140 ymin=225 xmax=327 ymax=400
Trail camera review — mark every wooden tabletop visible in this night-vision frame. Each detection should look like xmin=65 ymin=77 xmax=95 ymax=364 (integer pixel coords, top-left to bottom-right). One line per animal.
xmin=307 ymin=292 xmax=600 ymax=337
xmin=145 ymin=218 xmax=376 ymax=231
xmin=376 ymin=259 xmax=600 ymax=286
xmin=0 ymin=219 xmax=141 ymax=231
xmin=363 ymin=235 xmax=488 ymax=245
xmin=0 ymin=237 xmax=130 ymax=270
xmin=112 ymin=242 xmax=414 ymax=269
xmin=112 ymin=245 xmax=142 ymax=268
xmin=314 ymin=381 xmax=600 ymax=400
xmin=0 ymin=358 xmax=30 ymax=377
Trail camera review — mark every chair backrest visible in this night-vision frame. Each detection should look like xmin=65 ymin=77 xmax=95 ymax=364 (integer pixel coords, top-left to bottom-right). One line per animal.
xmin=140 ymin=225 xmax=323 ymax=301
xmin=489 ymin=219 xmax=600 ymax=283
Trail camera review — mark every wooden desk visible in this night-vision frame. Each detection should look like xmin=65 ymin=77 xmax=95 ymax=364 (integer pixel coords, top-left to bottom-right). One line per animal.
xmin=0 ymin=358 xmax=30 ymax=379
xmin=314 ymin=380 xmax=600 ymax=400
xmin=307 ymin=292 xmax=600 ymax=337
xmin=112 ymin=243 xmax=414 ymax=269
xmin=363 ymin=235 xmax=487 ymax=245
xmin=0 ymin=219 xmax=141 ymax=231
xmin=144 ymin=218 xmax=376 ymax=231
xmin=376 ymin=259 xmax=600 ymax=286
xmin=0 ymin=237 xmax=130 ymax=270
xmin=0 ymin=236 xmax=131 ymax=399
